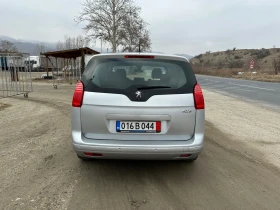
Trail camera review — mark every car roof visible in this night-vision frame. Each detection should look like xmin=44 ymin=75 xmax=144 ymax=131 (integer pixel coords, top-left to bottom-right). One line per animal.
xmin=89 ymin=53 xmax=190 ymax=62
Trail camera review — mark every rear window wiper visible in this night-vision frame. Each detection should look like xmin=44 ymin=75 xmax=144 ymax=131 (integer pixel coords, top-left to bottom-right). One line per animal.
xmin=137 ymin=86 xmax=171 ymax=90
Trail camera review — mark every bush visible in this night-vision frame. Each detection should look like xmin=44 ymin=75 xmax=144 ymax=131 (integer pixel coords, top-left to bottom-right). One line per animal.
xmin=251 ymin=48 xmax=271 ymax=59
xmin=234 ymin=55 xmax=241 ymax=59
xmin=233 ymin=47 xmax=236 ymax=51
xmin=258 ymin=49 xmax=270 ymax=59
xmin=194 ymin=54 xmax=203 ymax=59
xmin=228 ymin=60 xmax=244 ymax=69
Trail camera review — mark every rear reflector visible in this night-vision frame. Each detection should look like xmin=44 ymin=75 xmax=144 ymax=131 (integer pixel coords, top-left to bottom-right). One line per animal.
xmin=193 ymin=84 xmax=205 ymax=110
xmin=180 ymin=154 xmax=192 ymax=158
xmin=84 ymin=152 xmax=103 ymax=157
xmin=156 ymin=121 xmax=161 ymax=133
xmin=124 ymin=55 xmax=154 ymax=59
xmin=72 ymin=81 xmax=84 ymax=107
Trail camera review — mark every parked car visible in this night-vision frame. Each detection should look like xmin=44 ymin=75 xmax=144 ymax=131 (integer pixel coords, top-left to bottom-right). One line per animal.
xmin=72 ymin=53 xmax=205 ymax=161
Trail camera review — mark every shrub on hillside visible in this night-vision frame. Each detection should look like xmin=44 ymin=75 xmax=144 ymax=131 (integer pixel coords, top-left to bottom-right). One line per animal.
xmin=234 ymin=55 xmax=241 ymax=59
xmin=228 ymin=60 xmax=244 ymax=69
xmin=194 ymin=54 xmax=203 ymax=59
xmin=251 ymin=48 xmax=270 ymax=59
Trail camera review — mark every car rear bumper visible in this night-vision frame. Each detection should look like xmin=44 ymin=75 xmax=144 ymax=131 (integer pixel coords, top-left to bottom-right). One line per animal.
xmin=72 ymin=137 xmax=203 ymax=160
xmin=72 ymin=108 xmax=205 ymax=160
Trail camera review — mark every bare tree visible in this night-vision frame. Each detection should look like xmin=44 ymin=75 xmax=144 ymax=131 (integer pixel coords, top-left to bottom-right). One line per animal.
xmin=0 ymin=40 xmax=17 ymax=52
xmin=76 ymin=0 xmax=150 ymax=53
xmin=75 ymin=35 xmax=91 ymax=48
xmin=64 ymin=35 xmax=72 ymax=50
xmin=56 ymin=41 xmax=64 ymax=50
xmin=34 ymin=43 xmax=46 ymax=55
xmin=56 ymin=35 xmax=91 ymax=50
xmin=120 ymin=13 xmax=151 ymax=52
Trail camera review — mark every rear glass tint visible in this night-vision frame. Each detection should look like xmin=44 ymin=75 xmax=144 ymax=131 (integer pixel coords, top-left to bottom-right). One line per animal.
xmin=82 ymin=58 xmax=196 ymax=96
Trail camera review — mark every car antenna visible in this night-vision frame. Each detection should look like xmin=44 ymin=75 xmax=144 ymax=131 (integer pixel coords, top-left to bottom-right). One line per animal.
xmin=138 ymin=40 xmax=141 ymax=53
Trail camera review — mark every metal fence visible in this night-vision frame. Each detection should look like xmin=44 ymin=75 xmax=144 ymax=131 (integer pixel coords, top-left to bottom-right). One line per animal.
xmin=0 ymin=53 xmax=33 ymax=98
xmin=52 ymin=57 xmax=83 ymax=89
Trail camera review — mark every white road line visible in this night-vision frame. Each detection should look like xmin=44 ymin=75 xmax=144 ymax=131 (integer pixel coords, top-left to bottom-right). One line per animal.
xmin=229 ymin=82 xmax=276 ymax=91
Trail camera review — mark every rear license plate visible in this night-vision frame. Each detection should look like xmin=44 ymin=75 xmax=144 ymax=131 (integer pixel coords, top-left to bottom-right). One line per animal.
xmin=116 ymin=121 xmax=161 ymax=133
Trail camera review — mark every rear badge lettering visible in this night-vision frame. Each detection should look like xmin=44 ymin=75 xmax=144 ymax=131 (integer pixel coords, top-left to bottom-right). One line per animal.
xmin=182 ymin=110 xmax=192 ymax=113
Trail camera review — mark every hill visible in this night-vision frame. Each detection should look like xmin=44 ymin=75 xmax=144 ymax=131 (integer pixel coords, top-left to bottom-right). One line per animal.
xmin=190 ymin=48 xmax=280 ymax=72
xmin=190 ymin=48 xmax=280 ymax=82
xmin=0 ymin=35 xmax=55 ymax=55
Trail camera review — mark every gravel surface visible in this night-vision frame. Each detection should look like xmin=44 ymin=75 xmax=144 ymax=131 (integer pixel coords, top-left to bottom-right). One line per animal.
xmin=0 ymin=83 xmax=280 ymax=210
xmin=203 ymin=89 xmax=280 ymax=170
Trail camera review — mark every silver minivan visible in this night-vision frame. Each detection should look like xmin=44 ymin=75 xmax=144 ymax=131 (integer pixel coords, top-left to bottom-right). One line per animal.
xmin=72 ymin=53 xmax=205 ymax=161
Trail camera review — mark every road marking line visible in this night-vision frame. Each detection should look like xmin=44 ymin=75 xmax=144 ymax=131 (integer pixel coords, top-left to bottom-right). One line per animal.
xmin=229 ymin=83 xmax=276 ymax=91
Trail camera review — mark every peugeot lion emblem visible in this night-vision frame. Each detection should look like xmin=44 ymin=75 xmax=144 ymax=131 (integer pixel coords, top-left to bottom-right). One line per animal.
xmin=135 ymin=91 xmax=142 ymax=98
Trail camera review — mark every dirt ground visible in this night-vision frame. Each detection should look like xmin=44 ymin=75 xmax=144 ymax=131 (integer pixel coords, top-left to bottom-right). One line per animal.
xmin=0 ymin=83 xmax=280 ymax=210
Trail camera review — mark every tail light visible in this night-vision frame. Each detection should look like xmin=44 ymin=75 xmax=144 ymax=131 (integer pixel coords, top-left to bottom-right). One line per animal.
xmin=180 ymin=154 xmax=192 ymax=158
xmin=84 ymin=152 xmax=103 ymax=157
xmin=194 ymin=84 xmax=204 ymax=110
xmin=124 ymin=55 xmax=154 ymax=59
xmin=72 ymin=81 xmax=84 ymax=107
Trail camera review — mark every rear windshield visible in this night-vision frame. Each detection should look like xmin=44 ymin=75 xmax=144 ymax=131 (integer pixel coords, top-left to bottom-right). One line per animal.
xmin=82 ymin=57 xmax=196 ymax=96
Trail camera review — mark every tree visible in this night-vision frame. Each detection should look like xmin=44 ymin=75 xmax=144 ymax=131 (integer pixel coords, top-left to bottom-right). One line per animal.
xmin=76 ymin=0 xmax=151 ymax=52
xmin=56 ymin=41 xmax=64 ymax=50
xmin=56 ymin=35 xmax=91 ymax=50
xmin=119 ymin=12 xmax=151 ymax=52
xmin=0 ymin=40 xmax=17 ymax=52
xmin=34 ymin=43 xmax=46 ymax=55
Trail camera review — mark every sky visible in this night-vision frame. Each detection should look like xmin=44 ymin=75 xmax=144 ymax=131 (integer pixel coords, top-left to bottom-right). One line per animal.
xmin=1 ymin=0 xmax=280 ymax=55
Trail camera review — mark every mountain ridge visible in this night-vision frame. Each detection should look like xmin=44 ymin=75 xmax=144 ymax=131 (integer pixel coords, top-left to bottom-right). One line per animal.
xmin=0 ymin=35 xmax=193 ymax=58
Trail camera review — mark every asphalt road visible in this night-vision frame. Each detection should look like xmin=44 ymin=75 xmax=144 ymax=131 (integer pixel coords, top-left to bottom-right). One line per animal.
xmin=197 ymin=75 xmax=280 ymax=110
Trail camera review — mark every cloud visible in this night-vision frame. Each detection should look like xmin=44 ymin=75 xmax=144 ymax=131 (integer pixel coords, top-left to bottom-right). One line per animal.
xmin=206 ymin=41 xmax=214 ymax=48
xmin=1 ymin=0 xmax=280 ymax=55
